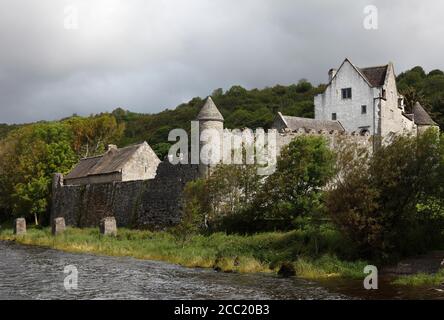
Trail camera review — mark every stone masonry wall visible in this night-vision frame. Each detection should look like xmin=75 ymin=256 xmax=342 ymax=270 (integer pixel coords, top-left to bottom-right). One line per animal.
xmin=51 ymin=162 xmax=200 ymax=230
xmin=276 ymin=129 xmax=374 ymax=155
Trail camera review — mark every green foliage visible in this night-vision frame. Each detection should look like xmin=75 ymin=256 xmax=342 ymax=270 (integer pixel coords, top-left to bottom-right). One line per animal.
xmin=152 ymin=143 xmax=171 ymax=160
xmin=0 ymin=123 xmax=78 ymax=224
xmin=181 ymin=163 xmax=263 ymax=233
xmin=0 ymin=123 xmax=21 ymax=140
xmin=181 ymin=136 xmax=336 ymax=236
xmin=64 ymin=113 xmax=125 ymax=157
xmin=327 ymin=129 xmax=444 ymax=261
xmin=397 ymin=67 xmax=444 ymax=128
xmin=392 ymin=269 xmax=444 ymax=287
xmin=171 ymin=179 xmax=208 ymax=244
xmin=256 ymin=136 xmax=335 ymax=226
xmin=0 ymin=226 xmax=366 ymax=278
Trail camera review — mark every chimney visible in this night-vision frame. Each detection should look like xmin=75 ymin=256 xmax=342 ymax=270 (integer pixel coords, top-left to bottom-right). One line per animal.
xmin=107 ymin=144 xmax=118 ymax=152
xmin=328 ymin=68 xmax=337 ymax=82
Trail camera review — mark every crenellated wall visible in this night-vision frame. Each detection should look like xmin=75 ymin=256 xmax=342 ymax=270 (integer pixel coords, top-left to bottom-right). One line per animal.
xmin=275 ymin=128 xmax=374 ymax=155
xmin=51 ymin=162 xmax=200 ymax=230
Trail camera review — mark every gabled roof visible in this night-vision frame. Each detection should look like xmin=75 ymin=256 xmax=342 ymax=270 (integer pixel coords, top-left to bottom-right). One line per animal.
xmin=276 ymin=113 xmax=345 ymax=132
xmin=330 ymin=58 xmax=389 ymax=88
xmin=65 ymin=156 xmax=102 ymax=180
xmin=197 ymin=97 xmax=224 ymax=121
xmin=65 ymin=142 xmax=155 ymax=180
xmin=359 ymin=65 xmax=389 ymax=87
xmin=412 ymin=102 xmax=437 ymax=126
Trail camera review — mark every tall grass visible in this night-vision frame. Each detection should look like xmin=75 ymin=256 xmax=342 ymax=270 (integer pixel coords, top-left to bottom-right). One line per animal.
xmin=392 ymin=270 xmax=444 ymax=286
xmin=0 ymin=226 xmax=367 ymax=279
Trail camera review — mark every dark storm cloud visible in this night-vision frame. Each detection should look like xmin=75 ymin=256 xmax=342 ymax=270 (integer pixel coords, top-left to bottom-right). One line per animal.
xmin=0 ymin=0 xmax=443 ymax=123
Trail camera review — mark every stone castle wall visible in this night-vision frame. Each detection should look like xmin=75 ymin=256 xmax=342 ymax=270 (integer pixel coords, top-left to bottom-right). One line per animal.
xmin=276 ymin=129 xmax=374 ymax=155
xmin=51 ymin=130 xmax=373 ymax=230
xmin=51 ymin=162 xmax=200 ymax=230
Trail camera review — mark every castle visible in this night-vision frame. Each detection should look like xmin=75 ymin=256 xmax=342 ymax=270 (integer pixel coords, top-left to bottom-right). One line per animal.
xmin=51 ymin=59 xmax=437 ymax=229
xmin=274 ymin=58 xmax=437 ymax=146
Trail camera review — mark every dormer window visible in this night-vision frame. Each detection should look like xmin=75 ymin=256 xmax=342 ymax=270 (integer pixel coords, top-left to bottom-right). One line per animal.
xmin=341 ymin=88 xmax=352 ymax=99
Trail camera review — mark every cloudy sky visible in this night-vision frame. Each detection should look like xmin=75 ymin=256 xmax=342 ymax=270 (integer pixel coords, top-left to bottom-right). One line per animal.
xmin=0 ymin=0 xmax=443 ymax=124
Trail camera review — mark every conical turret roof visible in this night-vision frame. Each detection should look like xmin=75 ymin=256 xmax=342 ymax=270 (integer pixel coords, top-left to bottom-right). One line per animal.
xmin=413 ymin=102 xmax=437 ymax=126
xmin=197 ymin=97 xmax=224 ymax=121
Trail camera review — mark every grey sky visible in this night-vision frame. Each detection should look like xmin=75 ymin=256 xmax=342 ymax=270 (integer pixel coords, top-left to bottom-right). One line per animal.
xmin=0 ymin=0 xmax=443 ymax=124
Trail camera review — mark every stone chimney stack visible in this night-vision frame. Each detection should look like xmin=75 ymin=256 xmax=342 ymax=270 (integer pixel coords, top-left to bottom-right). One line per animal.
xmin=328 ymin=68 xmax=337 ymax=82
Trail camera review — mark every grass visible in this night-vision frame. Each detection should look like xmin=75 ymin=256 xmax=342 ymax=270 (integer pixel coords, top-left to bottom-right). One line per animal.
xmin=392 ymin=270 xmax=444 ymax=287
xmin=0 ymin=226 xmax=367 ymax=280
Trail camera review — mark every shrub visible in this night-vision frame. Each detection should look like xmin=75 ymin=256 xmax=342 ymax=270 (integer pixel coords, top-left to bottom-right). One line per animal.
xmin=327 ymin=129 xmax=444 ymax=261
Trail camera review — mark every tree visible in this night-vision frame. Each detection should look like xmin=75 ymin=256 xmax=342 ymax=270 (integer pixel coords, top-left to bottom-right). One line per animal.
xmin=256 ymin=136 xmax=335 ymax=227
xmin=295 ymin=79 xmax=313 ymax=93
xmin=327 ymin=129 xmax=444 ymax=260
xmin=152 ymin=142 xmax=172 ymax=160
xmin=171 ymin=179 xmax=209 ymax=244
xmin=401 ymin=86 xmax=429 ymax=114
xmin=65 ymin=114 xmax=125 ymax=157
xmin=0 ymin=123 xmax=78 ymax=225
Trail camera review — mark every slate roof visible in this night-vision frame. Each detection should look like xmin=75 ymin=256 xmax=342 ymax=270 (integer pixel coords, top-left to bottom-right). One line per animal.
xmin=412 ymin=102 xmax=437 ymax=126
xmin=358 ymin=65 xmax=388 ymax=87
xmin=278 ymin=113 xmax=345 ymax=132
xmin=197 ymin=97 xmax=224 ymax=121
xmin=65 ymin=143 xmax=146 ymax=180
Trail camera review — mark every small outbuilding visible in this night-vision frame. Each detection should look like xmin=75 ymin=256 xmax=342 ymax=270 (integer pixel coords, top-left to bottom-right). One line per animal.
xmin=64 ymin=142 xmax=161 ymax=185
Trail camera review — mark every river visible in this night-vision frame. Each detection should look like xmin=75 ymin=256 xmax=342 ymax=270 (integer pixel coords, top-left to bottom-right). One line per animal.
xmin=0 ymin=241 xmax=442 ymax=300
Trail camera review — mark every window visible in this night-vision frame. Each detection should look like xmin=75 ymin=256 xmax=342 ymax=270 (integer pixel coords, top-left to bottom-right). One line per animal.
xmin=361 ymin=105 xmax=367 ymax=114
xmin=341 ymin=88 xmax=352 ymax=99
xmin=332 ymin=113 xmax=337 ymax=120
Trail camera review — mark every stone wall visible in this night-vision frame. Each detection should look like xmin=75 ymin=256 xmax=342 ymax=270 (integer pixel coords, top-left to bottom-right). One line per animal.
xmin=51 ymin=162 xmax=200 ymax=230
xmin=379 ymin=64 xmax=417 ymax=136
xmin=121 ymin=142 xmax=161 ymax=182
xmin=276 ymin=129 xmax=374 ymax=155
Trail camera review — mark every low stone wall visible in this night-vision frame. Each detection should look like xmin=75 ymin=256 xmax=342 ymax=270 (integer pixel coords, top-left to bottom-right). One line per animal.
xmin=51 ymin=162 xmax=200 ymax=230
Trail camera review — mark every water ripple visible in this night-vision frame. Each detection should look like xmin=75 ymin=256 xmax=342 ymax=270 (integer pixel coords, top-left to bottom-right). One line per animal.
xmin=0 ymin=241 xmax=348 ymax=300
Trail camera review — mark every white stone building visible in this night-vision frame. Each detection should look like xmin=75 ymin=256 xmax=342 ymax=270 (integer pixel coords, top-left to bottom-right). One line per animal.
xmin=312 ymin=58 xmax=436 ymax=137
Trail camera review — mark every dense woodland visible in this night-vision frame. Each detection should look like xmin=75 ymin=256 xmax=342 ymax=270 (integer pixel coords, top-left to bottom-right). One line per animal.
xmin=0 ymin=65 xmax=443 ymax=262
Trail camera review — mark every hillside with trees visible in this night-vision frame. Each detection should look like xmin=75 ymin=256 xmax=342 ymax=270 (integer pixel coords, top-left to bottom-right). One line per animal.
xmin=0 ymin=66 xmax=443 ymax=227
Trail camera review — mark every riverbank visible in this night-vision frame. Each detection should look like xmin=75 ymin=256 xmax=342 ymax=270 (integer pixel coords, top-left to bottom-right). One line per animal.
xmin=1 ymin=226 xmax=442 ymax=287
xmin=0 ymin=226 xmax=367 ymax=280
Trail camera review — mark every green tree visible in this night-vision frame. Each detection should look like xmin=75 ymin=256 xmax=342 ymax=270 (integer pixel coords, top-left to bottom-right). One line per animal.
xmin=65 ymin=114 xmax=125 ymax=157
xmin=401 ymin=86 xmax=429 ymax=114
xmin=327 ymin=129 xmax=444 ymax=260
xmin=0 ymin=123 xmax=78 ymax=225
xmin=171 ymin=179 xmax=209 ymax=244
xmin=257 ymin=136 xmax=335 ymax=227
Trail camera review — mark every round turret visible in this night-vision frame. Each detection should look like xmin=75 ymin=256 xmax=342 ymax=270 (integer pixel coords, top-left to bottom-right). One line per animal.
xmin=197 ymin=97 xmax=224 ymax=177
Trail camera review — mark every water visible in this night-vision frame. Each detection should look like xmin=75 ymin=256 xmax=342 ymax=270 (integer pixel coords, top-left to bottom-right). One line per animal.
xmin=0 ymin=241 xmax=442 ymax=300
